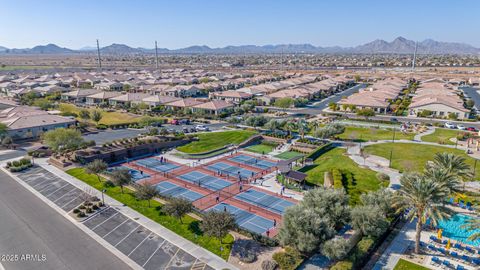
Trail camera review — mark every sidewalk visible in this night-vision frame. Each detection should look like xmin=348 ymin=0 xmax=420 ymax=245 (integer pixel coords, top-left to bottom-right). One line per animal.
xmin=250 ymin=171 xmax=304 ymax=201
xmin=35 ymin=158 xmax=238 ymax=270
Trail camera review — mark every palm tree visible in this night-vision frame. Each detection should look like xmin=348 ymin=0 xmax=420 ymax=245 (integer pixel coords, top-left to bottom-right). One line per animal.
xmin=393 ymin=172 xmax=453 ymax=254
xmin=297 ymin=119 xmax=309 ymax=139
xmin=285 ymin=122 xmax=296 ymax=137
xmin=423 ymin=167 xmax=461 ymax=195
xmin=461 ymin=218 xmax=480 ymax=241
xmin=429 ymin=153 xmax=473 ymax=181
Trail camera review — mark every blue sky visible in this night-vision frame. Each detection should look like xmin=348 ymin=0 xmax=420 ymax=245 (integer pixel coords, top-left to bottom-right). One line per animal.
xmin=1 ymin=0 xmax=479 ymax=49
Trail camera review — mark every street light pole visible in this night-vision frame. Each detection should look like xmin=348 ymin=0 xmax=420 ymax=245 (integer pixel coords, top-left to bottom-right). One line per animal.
xmin=101 ymin=189 xmax=106 ymax=205
xmin=389 ymin=149 xmax=393 ymax=168
xmin=392 ymin=127 xmax=396 ymax=143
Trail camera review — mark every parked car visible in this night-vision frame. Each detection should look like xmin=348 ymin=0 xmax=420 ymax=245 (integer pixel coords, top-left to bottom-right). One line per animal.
xmin=445 ymin=122 xmax=456 ymax=129
xmin=183 ymin=127 xmax=190 ymax=133
xmin=467 ymin=127 xmax=478 ymax=132
xmin=170 ymin=119 xmax=179 ymax=125
xmin=179 ymin=119 xmax=191 ymax=125
xmin=195 ymin=125 xmax=209 ymax=131
xmin=190 ymin=127 xmax=197 ymax=133
xmin=457 ymin=124 xmax=466 ymax=130
xmin=390 ymin=117 xmax=398 ymax=122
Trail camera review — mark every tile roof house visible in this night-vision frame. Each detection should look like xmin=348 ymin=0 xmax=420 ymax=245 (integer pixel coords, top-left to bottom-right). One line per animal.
xmin=61 ymin=89 xmax=101 ymax=103
xmin=409 ymin=79 xmax=469 ymax=119
xmin=108 ymin=93 xmax=151 ymax=107
xmin=133 ymin=95 xmax=181 ymax=107
xmin=209 ymin=90 xmax=253 ymax=103
xmin=191 ymin=100 xmax=234 ymax=115
xmin=85 ymin=91 xmax=123 ymax=105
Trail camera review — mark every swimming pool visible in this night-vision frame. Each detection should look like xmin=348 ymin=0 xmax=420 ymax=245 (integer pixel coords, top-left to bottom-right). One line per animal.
xmin=437 ymin=214 xmax=480 ymax=246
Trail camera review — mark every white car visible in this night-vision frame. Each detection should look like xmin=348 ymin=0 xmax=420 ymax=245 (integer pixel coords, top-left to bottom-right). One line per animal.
xmin=195 ymin=125 xmax=209 ymax=131
xmin=445 ymin=122 xmax=456 ymax=129
xmin=457 ymin=124 xmax=466 ymax=130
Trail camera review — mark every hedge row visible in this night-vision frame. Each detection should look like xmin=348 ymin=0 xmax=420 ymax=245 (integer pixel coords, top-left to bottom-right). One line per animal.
xmin=332 ymin=169 xmax=343 ymax=189
xmin=306 ymin=142 xmax=334 ymax=160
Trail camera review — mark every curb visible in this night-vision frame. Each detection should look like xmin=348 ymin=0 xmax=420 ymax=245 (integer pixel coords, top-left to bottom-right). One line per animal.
xmin=0 ymin=164 xmax=143 ymax=270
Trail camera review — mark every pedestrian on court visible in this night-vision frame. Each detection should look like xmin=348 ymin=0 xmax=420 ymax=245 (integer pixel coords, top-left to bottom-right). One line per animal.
xmin=239 ymin=185 xmax=243 ymax=192
xmin=273 ymin=219 xmax=277 ymax=227
xmin=223 ymin=206 xmax=227 ymax=212
xmin=216 ymin=196 xmax=220 ymax=203
xmin=266 ymin=229 xmax=270 ymax=237
xmin=140 ymin=170 xmax=143 ymax=175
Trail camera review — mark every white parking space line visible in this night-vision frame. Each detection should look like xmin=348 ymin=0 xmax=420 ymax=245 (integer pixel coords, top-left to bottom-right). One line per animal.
xmin=102 ymin=219 xmax=129 ymax=239
xmin=52 ymin=188 xmax=77 ymax=203
xmin=114 ymin=225 xmax=141 ymax=247
xmin=127 ymin=232 xmax=152 ymax=257
xmin=165 ymin=247 xmax=181 ymax=268
xmin=142 ymin=239 xmax=166 ymax=267
xmin=91 ymin=212 xmax=120 ymax=231
xmin=59 ymin=193 xmax=82 ymax=209
xmin=44 ymin=182 xmax=70 ymax=197
xmin=37 ymin=180 xmax=64 ymax=193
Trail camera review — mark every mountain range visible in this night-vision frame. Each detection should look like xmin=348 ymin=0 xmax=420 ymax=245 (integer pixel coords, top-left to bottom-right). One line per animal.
xmin=1 ymin=37 xmax=479 ymax=55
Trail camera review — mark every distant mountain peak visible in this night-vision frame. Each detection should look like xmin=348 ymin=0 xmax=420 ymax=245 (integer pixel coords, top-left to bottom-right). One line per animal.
xmin=1 ymin=37 xmax=479 ymax=55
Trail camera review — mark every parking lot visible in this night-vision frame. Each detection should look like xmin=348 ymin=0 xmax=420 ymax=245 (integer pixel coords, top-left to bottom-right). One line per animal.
xmin=83 ymin=207 xmax=214 ymax=270
xmin=16 ymin=166 xmax=85 ymax=212
xmin=14 ymin=166 xmax=216 ymax=270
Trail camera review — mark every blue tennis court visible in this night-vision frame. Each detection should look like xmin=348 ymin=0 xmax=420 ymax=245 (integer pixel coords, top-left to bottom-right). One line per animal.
xmin=229 ymin=155 xmax=277 ymax=170
xmin=235 ymin=189 xmax=295 ymax=215
xmin=206 ymin=162 xmax=255 ymax=179
xmin=155 ymin=181 xmax=204 ymax=201
xmin=209 ymin=203 xmax=274 ymax=235
xmin=107 ymin=166 xmax=150 ymax=181
xmin=136 ymin=158 xmax=179 ymax=172
xmin=178 ymin=171 xmax=232 ymax=191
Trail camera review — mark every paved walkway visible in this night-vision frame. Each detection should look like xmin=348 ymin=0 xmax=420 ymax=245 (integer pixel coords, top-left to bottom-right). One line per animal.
xmin=413 ymin=127 xmax=435 ymax=141
xmin=372 ymin=221 xmax=416 ymax=270
xmin=33 ymin=158 xmax=238 ymax=270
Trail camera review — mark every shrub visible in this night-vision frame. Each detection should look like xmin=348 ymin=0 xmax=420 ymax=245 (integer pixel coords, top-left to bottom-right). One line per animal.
xmin=272 ymin=247 xmax=303 ymax=270
xmin=76 ymin=212 xmax=86 ymax=218
xmin=103 ymin=180 xmax=115 ymax=188
xmin=79 ymin=205 xmax=86 ymax=209
xmin=332 ymin=169 xmax=343 ymax=189
xmin=330 ymin=261 xmax=353 ymax=270
xmin=92 ymin=205 xmax=99 ymax=210
xmin=6 ymin=161 xmax=11 ymax=168
xmin=86 ymin=207 xmax=93 ymax=214
xmin=261 ymin=260 xmax=278 ymax=270
xmin=238 ymin=251 xmax=256 ymax=263
xmin=97 ymin=202 xmax=104 ymax=207
xmin=12 ymin=160 xmax=20 ymax=167
xmin=73 ymin=208 xmax=80 ymax=214
xmin=376 ymin=173 xmax=390 ymax=182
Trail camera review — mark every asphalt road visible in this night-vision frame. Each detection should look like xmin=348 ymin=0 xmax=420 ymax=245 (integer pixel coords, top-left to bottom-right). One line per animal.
xmin=0 ymin=170 xmax=132 ymax=270
xmin=460 ymin=86 xmax=480 ymax=110
xmin=0 ymin=150 xmax=26 ymax=162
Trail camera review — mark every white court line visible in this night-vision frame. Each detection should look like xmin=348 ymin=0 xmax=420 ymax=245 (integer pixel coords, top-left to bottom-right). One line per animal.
xmin=114 ymin=225 xmax=141 ymax=247
xmin=142 ymin=239 xmax=167 ymax=267
xmin=127 ymin=232 xmax=153 ymax=256
xmin=91 ymin=212 xmax=119 ymax=230
xmin=102 ymin=219 xmax=129 ymax=239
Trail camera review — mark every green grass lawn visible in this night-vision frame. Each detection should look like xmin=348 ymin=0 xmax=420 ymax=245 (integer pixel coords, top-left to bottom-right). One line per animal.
xmin=421 ymin=128 xmax=459 ymax=145
xmin=245 ymin=143 xmax=275 ymax=154
xmin=59 ymin=103 xmax=142 ymax=125
xmin=393 ymin=259 xmax=431 ymax=270
xmin=364 ymin=143 xmax=480 ymax=178
xmin=177 ymin=130 xmax=257 ymax=154
xmin=337 ymin=126 xmax=415 ymax=142
xmin=275 ymin=151 xmax=305 ymax=160
xmin=298 ymin=147 xmax=384 ymax=204
xmin=66 ymin=168 xmax=233 ymax=260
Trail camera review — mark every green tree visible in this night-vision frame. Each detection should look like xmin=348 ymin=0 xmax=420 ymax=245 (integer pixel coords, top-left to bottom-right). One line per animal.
xmin=360 ymin=189 xmax=394 ymax=217
xmin=354 ymin=75 xmax=361 ymax=82
xmin=328 ymin=102 xmax=339 ymax=111
xmin=274 ymin=97 xmax=294 ymax=111
xmin=356 ymin=108 xmax=375 ymax=119
xmin=134 ymin=182 xmax=159 ymax=207
xmin=320 ymin=237 xmax=350 ymax=260
xmin=200 ymin=211 xmax=236 ymax=242
xmin=162 ymin=197 xmax=193 ymax=223
xmin=278 ymin=188 xmax=350 ymax=254
xmin=429 ymin=152 xmax=473 ymax=181
xmin=350 ymin=205 xmax=389 ymax=237
xmin=110 ymin=168 xmax=132 ymax=193
xmin=265 ymin=119 xmax=281 ymax=132
xmin=0 ymin=123 xmax=8 ymax=138
xmin=91 ymin=110 xmax=102 ymax=124
xmin=33 ymin=98 xmax=53 ymax=110
xmin=79 ymin=109 xmax=90 ymax=122
xmin=85 ymin=159 xmax=108 ymax=182
xmin=393 ymin=173 xmax=452 ymax=253
xmin=313 ymin=123 xmax=345 ymax=139
xmin=43 ymin=128 xmax=84 ymax=153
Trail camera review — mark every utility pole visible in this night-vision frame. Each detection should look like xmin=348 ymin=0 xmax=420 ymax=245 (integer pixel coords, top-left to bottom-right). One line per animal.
xmin=96 ymin=39 xmax=102 ymax=71
xmin=155 ymin=40 xmax=159 ymax=70
xmin=411 ymin=41 xmax=418 ymax=71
